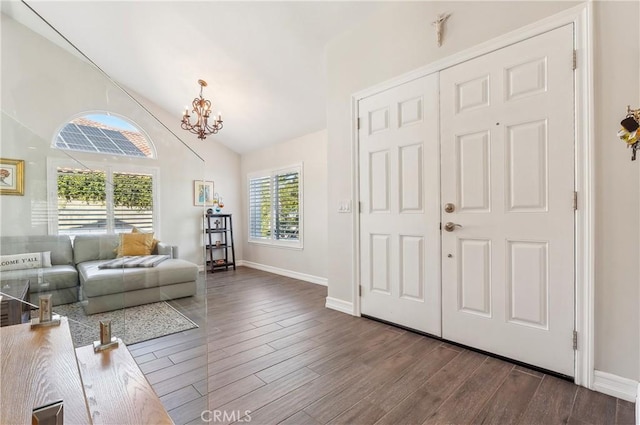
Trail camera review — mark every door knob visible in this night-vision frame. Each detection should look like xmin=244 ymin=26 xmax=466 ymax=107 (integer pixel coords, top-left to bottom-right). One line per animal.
xmin=444 ymin=222 xmax=462 ymax=232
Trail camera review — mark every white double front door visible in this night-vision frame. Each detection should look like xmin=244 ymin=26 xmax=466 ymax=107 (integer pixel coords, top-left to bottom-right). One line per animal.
xmin=359 ymin=24 xmax=575 ymax=376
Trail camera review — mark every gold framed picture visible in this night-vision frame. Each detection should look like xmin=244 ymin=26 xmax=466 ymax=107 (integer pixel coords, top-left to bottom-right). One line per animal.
xmin=194 ymin=180 xmax=214 ymax=206
xmin=0 ymin=158 xmax=24 ymax=196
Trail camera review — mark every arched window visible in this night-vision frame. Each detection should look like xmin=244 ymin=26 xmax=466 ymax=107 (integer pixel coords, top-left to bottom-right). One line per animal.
xmin=50 ymin=113 xmax=158 ymax=235
xmin=54 ymin=113 xmax=155 ymax=158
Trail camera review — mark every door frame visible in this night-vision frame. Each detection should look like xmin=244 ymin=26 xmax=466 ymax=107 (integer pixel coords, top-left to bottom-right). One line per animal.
xmin=350 ymin=3 xmax=594 ymax=388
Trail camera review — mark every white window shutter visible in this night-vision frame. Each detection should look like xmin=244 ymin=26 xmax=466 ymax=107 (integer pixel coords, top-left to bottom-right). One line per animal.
xmin=248 ymin=175 xmax=272 ymax=239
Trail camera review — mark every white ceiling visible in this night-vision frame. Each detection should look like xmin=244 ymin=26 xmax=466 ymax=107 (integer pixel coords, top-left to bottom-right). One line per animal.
xmin=15 ymin=1 xmax=385 ymax=154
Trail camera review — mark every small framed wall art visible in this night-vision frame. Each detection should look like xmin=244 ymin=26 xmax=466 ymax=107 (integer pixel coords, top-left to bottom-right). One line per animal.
xmin=194 ymin=180 xmax=215 ymax=206
xmin=0 ymin=158 xmax=24 ymax=196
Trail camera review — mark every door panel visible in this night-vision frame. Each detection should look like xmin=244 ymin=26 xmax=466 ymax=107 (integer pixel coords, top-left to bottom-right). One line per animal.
xmin=506 ymin=240 xmax=548 ymax=328
xmin=457 ymin=130 xmax=491 ymax=212
xmin=359 ymin=74 xmax=441 ymax=336
xmin=458 ymin=238 xmax=492 ymax=317
xmin=440 ymin=24 xmax=575 ymax=376
xmin=506 ymin=120 xmax=548 ymax=212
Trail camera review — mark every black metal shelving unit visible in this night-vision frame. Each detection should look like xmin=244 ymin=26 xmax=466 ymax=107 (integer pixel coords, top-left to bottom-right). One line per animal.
xmin=204 ymin=213 xmax=236 ymax=272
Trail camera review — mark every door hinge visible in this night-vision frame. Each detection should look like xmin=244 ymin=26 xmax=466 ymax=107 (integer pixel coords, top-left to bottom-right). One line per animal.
xmin=572 ymin=50 xmax=577 ymax=70
xmin=573 ymin=191 xmax=578 ymax=211
xmin=359 ymin=285 xmax=362 ymax=296
xmin=357 ymin=117 xmax=361 ymax=130
xmin=573 ymin=330 xmax=578 ymax=350
xmin=359 ymin=201 xmax=363 ymax=213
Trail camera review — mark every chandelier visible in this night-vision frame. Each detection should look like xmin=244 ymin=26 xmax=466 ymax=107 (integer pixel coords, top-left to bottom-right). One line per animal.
xmin=181 ymin=79 xmax=223 ymax=140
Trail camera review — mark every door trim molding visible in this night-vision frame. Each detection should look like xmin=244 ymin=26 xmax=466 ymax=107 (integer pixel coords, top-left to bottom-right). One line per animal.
xmin=350 ymin=3 xmax=594 ymax=388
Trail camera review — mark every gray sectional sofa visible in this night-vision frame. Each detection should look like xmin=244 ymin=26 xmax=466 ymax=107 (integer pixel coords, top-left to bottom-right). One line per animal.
xmin=0 ymin=234 xmax=198 ymax=314
xmin=0 ymin=235 xmax=79 ymax=305
xmin=74 ymin=235 xmax=197 ymax=314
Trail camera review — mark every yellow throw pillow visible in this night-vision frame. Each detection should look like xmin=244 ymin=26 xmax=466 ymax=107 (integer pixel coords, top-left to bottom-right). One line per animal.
xmin=131 ymin=227 xmax=159 ymax=252
xmin=117 ymin=232 xmax=155 ymax=257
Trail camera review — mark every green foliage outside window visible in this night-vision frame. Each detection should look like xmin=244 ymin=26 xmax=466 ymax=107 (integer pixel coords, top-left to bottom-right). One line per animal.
xmin=275 ymin=173 xmax=299 ymax=239
xmin=57 ymin=170 xmax=153 ymax=210
xmin=259 ymin=185 xmax=272 ymax=238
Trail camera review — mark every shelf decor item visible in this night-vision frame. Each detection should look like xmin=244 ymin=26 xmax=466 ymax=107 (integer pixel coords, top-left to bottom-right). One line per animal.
xmin=194 ymin=180 xmax=215 ymax=206
xmin=212 ymin=192 xmax=224 ymax=213
xmin=0 ymin=158 xmax=24 ymax=196
xmin=617 ymin=105 xmax=640 ymax=160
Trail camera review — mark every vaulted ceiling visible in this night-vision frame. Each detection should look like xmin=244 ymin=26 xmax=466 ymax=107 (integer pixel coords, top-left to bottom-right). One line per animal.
xmin=9 ymin=1 xmax=385 ymax=153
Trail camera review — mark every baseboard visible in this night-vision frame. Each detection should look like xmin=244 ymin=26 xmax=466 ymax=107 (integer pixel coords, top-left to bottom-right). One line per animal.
xmin=239 ymin=260 xmax=327 ymax=286
xmin=636 ymin=383 xmax=640 ymax=425
xmin=592 ymin=370 xmax=637 ymax=403
xmin=325 ymin=297 xmax=355 ymax=315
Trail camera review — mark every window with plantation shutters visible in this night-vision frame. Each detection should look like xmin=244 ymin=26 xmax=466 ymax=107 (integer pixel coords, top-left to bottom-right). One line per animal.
xmin=48 ymin=160 xmax=158 ymax=236
xmin=248 ymin=164 xmax=303 ymax=248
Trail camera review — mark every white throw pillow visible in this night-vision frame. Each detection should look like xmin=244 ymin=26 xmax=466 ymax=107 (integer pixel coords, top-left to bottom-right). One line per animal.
xmin=0 ymin=251 xmax=52 ymax=271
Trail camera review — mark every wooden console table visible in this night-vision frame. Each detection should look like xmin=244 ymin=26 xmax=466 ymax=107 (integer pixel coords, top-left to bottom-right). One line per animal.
xmin=0 ymin=317 xmax=173 ymax=424
xmin=76 ymin=343 xmax=173 ymax=424
xmin=0 ymin=317 xmax=91 ymax=424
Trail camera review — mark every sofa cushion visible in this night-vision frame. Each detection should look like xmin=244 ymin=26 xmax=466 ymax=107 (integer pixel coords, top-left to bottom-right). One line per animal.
xmin=155 ymin=242 xmax=175 ymax=257
xmin=116 ymin=232 xmax=155 ymax=257
xmin=1 ymin=265 xmax=79 ymax=291
xmin=0 ymin=235 xmax=73 ymax=266
xmin=131 ymin=227 xmax=159 ymax=252
xmin=73 ymin=234 xmax=119 ymax=265
xmin=78 ymin=259 xmax=198 ymax=298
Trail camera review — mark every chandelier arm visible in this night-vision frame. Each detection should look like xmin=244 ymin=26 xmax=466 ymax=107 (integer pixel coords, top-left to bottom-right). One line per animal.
xmin=181 ymin=125 xmax=200 ymax=136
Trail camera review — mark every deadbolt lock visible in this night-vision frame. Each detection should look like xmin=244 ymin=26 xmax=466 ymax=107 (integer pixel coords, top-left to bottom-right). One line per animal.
xmin=444 ymin=203 xmax=455 ymax=213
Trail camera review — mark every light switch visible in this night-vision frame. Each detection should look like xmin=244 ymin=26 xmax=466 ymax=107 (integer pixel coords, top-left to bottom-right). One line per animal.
xmin=338 ymin=200 xmax=352 ymax=213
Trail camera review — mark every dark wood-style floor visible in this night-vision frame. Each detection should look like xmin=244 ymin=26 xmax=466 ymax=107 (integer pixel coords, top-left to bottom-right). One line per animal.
xmin=129 ymin=267 xmax=635 ymax=425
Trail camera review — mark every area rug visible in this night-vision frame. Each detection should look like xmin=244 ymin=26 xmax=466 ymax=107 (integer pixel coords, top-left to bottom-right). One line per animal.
xmin=50 ymin=301 xmax=198 ymax=348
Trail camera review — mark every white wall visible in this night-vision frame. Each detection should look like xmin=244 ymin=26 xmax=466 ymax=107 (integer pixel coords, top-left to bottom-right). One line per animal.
xmin=592 ymin=1 xmax=640 ymax=380
xmin=326 ymin=1 xmax=640 ymax=381
xmin=0 ymin=14 xmax=242 ymax=266
xmin=240 ymin=129 xmax=328 ymax=280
